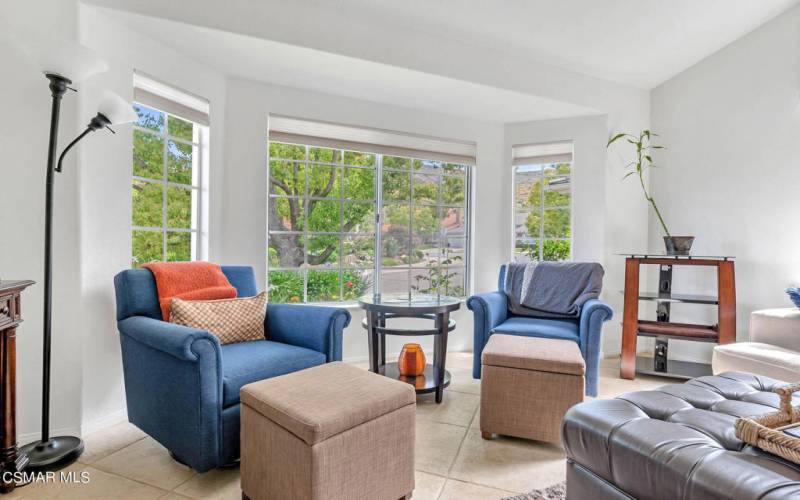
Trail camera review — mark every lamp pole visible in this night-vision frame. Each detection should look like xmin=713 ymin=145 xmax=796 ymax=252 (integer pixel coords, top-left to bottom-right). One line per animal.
xmin=20 ymin=73 xmax=85 ymax=470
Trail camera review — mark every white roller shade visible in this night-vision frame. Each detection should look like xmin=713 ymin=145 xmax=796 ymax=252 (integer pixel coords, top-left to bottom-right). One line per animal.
xmin=133 ymin=71 xmax=210 ymax=126
xmin=512 ymin=141 xmax=573 ymax=166
xmin=269 ymin=114 xmax=477 ymax=165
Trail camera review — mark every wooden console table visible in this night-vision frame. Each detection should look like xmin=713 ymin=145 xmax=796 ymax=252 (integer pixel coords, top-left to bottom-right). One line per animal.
xmin=0 ymin=280 xmax=34 ymax=493
xmin=620 ymin=255 xmax=735 ymax=380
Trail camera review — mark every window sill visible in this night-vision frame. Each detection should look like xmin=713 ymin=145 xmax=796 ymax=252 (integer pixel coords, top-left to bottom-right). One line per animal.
xmin=268 ymin=298 xmax=469 ymax=309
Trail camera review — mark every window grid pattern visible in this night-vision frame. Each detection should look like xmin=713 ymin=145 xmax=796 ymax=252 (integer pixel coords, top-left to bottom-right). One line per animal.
xmin=513 ymin=162 xmax=572 ymax=262
xmin=268 ymin=142 xmax=469 ymax=304
xmin=131 ymin=103 xmax=201 ymax=267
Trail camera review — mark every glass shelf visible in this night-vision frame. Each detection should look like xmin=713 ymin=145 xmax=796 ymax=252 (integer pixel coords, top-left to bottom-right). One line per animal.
xmin=616 ymin=253 xmax=734 ymax=260
xmin=622 ymin=291 xmax=719 ymax=305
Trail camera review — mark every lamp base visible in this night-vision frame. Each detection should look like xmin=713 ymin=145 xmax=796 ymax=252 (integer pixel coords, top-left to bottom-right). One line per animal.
xmin=20 ymin=436 xmax=83 ymax=471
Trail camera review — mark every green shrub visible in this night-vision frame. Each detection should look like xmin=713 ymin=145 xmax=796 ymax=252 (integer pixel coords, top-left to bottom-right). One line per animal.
xmin=267 ymin=270 xmax=369 ymax=303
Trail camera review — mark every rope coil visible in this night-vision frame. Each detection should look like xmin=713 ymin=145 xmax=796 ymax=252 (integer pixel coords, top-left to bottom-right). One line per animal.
xmin=735 ymin=383 xmax=800 ymax=464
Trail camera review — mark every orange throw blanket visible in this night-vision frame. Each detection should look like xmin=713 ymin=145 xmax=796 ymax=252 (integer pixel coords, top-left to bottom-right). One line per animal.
xmin=142 ymin=261 xmax=237 ymax=321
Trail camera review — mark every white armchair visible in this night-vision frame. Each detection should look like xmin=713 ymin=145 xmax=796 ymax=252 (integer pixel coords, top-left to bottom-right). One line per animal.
xmin=712 ymin=308 xmax=800 ymax=381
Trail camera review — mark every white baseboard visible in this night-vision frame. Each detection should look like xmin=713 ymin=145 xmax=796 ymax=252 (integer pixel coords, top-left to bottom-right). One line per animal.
xmin=18 ymin=408 xmax=128 ymax=443
xmin=81 ymin=408 xmax=128 ymax=436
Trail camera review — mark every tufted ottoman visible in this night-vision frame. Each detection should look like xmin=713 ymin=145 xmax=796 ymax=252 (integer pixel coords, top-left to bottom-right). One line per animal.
xmin=563 ymin=372 xmax=800 ymax=499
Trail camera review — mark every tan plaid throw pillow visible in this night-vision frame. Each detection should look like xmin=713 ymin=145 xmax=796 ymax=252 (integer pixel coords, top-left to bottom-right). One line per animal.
xmin=170 ymin=292 xmax=267 ymax=345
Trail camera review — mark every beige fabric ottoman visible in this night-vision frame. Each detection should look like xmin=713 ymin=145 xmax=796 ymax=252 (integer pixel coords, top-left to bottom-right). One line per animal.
xmin=240 ymin=362 xmax=416 ymax=500
xmin=480 ymin=334 xmax=585 ymax=443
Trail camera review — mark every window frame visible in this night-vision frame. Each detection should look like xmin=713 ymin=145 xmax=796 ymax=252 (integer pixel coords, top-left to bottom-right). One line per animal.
xmin=511 ymin=160 xmax=573 ymax=262
xmin=131 ymin=103 xmax=206 ymax=266
xmin=267 ymin=142 xmax=472 ymax=304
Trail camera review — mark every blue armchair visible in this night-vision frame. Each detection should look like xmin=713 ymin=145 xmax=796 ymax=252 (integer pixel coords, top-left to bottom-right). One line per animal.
xmin=467 ymin=265 xmax=612 ymax=396
xmin=113 ymin=266 xmax=350 ymax=472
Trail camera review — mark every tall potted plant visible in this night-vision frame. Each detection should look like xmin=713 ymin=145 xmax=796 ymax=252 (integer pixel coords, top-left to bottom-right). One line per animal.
xmin=607 ymin=130 xmax=694 ymax=255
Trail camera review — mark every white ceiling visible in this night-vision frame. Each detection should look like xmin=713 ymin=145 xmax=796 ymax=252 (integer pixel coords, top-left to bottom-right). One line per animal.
xmin=87 ymin=0 xmax=799 ymax=121
xmin=315 ymin=0 xmax=799 ymax=89
xmin=94 ymin=7 xmax=600 ymax=123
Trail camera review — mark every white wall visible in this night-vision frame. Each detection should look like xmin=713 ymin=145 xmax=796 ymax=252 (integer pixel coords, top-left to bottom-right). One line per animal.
xmin=221 ymin=78 xmax=507 ymax=359
xmin=0 ymin=0 xmax=85 ymax=441
xmin=1 ymin=1 xmax=649 ymax=438
xmin=505 ymin=114 xmax=652 ymax=357
xmin=74 ymin=5 xmax=228 ymax=433
xmin=0 ymin=1 xmax=229 ymax=440
xmin=650 ymin=6 xmax=800 ymax=361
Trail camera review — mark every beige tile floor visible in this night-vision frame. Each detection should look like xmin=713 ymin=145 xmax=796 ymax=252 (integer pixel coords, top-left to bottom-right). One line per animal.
xmin=8 ymin=355 xmax=667 ymax=500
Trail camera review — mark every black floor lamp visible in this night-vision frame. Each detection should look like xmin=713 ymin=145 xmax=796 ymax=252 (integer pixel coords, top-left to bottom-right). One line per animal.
xmin=14 ymin=38 xmax=138 ymax=471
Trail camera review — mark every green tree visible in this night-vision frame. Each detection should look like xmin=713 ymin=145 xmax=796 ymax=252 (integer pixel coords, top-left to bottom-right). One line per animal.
xmin=269 ymin=143 xmax=375 ymax=267
xmin=524 ymin=163 xmax=571 ymax=239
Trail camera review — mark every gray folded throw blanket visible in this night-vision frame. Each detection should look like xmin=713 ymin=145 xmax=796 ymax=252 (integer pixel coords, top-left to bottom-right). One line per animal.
xmin=504 ymin=261 xmax=604 ymax=319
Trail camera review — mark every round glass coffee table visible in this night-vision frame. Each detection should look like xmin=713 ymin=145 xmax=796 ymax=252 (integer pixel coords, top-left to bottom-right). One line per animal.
xmin=358 ymin=294 xmax=461 ymax=403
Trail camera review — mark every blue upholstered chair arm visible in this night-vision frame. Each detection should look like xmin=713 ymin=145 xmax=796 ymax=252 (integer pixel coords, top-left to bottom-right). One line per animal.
xmin=266 ymin=304 xmax=351 ymax=361
xmin=578 ymin=299 xmax=613 ymax=397
xmin=467 ymin=291 xmax=508 ymax=378
xmin=117 ymin=315 xmax=223 ymax=472
xmin=117 ymin=315 xmax=221 ymax=361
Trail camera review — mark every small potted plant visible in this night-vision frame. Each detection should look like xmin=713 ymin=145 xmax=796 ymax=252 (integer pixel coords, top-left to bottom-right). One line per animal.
xmin=607 ymin=130 xmax=694 ymax=255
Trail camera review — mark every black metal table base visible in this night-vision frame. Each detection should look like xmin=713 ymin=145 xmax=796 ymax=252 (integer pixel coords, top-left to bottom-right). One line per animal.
xmin=360 ymin=295 xmax=461 ymax=404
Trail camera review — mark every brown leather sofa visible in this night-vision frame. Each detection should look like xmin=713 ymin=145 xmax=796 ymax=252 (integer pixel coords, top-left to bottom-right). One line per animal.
xmin=562 ymin=372 xmax=800 ymax=499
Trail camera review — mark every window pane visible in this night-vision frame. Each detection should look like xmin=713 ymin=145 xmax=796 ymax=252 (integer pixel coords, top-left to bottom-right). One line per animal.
xmin=412 ymin=206 xmax=439 ymax=240
xmin=308 ymin=164 xmax=340 ymax=198
xmin=543 ymin=208 xmax=570 ymax=238
xmin=166 ymin=232 xmax=191 ymax=262
xmin=544 ymin=164 xmax=571 ymax=207
xmin=440 ymin=207 xmax=466 ymax=236
xmin=543 ymin=239 xmax=570 ymax=261
xmin=167 ymin=140 xmax=193 ymax=185
xmin=443 ymin=163 xmax=467 ymax=175
xmin=343 ymin=236 xmax=375 ymax=267
xmin=415 ymin=265 xmax=465 ymax=296
xmin=307 ymin=270 xmax=340 ymax=302
xmin=514 ymin=238 xmax=539 ymax=262
xmin=382 ymin=205 xmax=410 ymax=265
xmin=343 ymin=269 xmax=373 ymax=300
xmin=307 ymin=235 xmax=339 ymax=268
xmin=309 ymin=147 xmax=340 ymax=163
xmin=268 ymin=270 xmax=304 ymax=303
xmin=344 ymin=150 xmax=375 ymax=167
xmin=133 ymin=130 xmax=164 ymax=180
xmin=166 ymin=186 xmax=192 ymax=229
xmin=132 ymin=180 xmax=163 ymax=227
xmin=441 ymin=239 xmax=466 ymax=266
xmin=414 ymin=159 xmax=442 ymax=172
xmin=344 ymin=202 xmax=375 ymax=234
xmin=514 ymin=167 xmax=542 ymax=211
xmin=269 ymin=142 xmax=305 ymax=160
xmin=443 ymin=176 xmax=466 ymax=205
xmin=344 ymin=167 xmax=374 ymax=200
xmin=132 ymin=230 xmax=162 ymax=267
xmin=382 ymin=171 xmax=410 ymax=202
xmin=269 ymin=160 xmax=306 ymax=197
xmin=167 ymin=115 xmax=193 ymax=142
xmin=134 ymin=104 xmax=164 ymax=132
xmin=269 ymin=197 xmax=304 ymax=232
xmin=380 ymin=267 xmax=410 ymax=295
xmin=413 ymin=172 xmax=439 ymax=205
xmin=268 ymin=233 xmax=304 ymax=268
xmin=307 ymin=200 xmax=341 ymax=232
xmin=383 ymin=156 xmax=410 ymax=170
